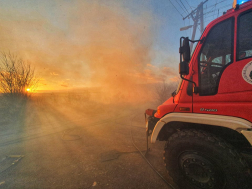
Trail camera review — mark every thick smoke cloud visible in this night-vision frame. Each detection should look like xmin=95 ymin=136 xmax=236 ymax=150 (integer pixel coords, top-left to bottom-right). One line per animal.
xmin=0 ymin=0 xmax=178 ymax=103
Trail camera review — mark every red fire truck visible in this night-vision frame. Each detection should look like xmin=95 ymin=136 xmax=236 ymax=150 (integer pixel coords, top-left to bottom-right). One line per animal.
xmin=145 ymin=1 xmax=252 ymax=188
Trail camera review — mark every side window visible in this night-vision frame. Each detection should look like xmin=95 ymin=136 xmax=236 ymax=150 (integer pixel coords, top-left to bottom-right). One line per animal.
xmin=199 ymin=18 xmax=234 ymax=96
xmin=237 ymin=10 xmax=252 ymax=60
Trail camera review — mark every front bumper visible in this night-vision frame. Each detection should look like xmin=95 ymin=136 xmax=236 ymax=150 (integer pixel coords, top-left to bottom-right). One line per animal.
xmin=146 ymin=115 xmax=160 ymax=136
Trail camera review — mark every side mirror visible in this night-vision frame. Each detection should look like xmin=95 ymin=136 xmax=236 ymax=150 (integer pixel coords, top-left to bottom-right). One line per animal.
xmin=171 ymin=90 xmax=176 ymax=97
xmin=179 ymin=37 xmax=190 ymax=63
xmin=179 ymin=37 xmax=190 ymax=76
xmin=179 ymin=61 xmax=189 ymax=75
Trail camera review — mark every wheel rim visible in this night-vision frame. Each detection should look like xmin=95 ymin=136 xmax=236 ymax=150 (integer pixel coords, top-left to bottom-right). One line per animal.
xmin=179 ymin=152 xmax=224 ymax=189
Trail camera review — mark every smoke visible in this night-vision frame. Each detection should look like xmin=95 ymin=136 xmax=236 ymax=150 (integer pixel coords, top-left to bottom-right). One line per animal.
xmin=0 ymin=0 xmax=178 ymax=103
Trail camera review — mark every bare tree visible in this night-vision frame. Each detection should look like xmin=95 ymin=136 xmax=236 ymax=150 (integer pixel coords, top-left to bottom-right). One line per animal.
xmin=155 ymin=80 xmax=178 ymax=105
xmin=0 ymin=52 xmax=39 ymax=96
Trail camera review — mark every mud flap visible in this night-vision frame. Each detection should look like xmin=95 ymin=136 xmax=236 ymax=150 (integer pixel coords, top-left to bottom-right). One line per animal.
xmin=145 ymin=115 xmax=149 ymax=155
xmin=144 ymin=109 xmax=159 ymax=155
xmin=145 ymin=113 xmax=149 ymax=155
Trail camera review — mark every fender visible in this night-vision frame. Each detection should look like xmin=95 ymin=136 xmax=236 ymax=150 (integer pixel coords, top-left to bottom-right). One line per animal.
xmin=151 ymin=113 xmax=252 ymax=145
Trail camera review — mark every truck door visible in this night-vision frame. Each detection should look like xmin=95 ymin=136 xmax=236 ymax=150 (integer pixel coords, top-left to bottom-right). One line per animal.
xmin=193 ymin=10 xmax=252 ymax=122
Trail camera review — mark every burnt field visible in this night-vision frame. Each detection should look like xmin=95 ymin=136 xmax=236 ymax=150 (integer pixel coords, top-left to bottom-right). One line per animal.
xmin=0 ymin=92 xmax=177 ymax=189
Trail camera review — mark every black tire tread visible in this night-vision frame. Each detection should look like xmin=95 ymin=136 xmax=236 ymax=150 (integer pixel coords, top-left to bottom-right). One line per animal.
xmin=163 ymin=129 xmax=252 ymax=189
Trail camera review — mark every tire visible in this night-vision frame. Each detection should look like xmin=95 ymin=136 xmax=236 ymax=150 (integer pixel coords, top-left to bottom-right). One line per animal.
xmin=163 ymin=129 xmax=252 ymax=189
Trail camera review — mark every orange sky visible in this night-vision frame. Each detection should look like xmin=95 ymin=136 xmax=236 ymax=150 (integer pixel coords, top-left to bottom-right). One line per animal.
xmin=0 ymin=0 xmax=179 ymax=96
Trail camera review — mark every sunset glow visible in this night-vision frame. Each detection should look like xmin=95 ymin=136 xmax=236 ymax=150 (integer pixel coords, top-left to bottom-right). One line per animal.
xmin=0 ymin=0 xmax=184 ymax=100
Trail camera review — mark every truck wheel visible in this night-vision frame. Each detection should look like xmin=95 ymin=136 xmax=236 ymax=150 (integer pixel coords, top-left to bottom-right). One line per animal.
xmin=163 ymin=129 xmax=252 ymax=189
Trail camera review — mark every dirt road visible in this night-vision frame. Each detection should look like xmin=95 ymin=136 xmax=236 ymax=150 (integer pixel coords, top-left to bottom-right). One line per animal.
xmin=0 ymin=96 xmax=176 ymax=189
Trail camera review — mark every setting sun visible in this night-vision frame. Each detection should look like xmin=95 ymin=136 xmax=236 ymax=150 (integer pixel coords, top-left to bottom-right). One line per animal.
xmin=26 ymin=88 xmax=30 ymax=92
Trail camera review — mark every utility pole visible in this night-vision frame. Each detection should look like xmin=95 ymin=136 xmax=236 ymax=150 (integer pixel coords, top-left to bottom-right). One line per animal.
xmin=180 ymin=0 xmax=208 ymax=51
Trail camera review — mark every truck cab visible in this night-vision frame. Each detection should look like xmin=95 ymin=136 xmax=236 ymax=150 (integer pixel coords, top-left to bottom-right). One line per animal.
xmin=146 ymin=1 xmax=252 ymax=188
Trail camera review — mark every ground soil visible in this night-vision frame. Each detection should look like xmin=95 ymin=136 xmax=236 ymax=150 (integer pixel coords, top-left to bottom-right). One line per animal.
xmin=0 ymin=94 xmax=178 ymax=189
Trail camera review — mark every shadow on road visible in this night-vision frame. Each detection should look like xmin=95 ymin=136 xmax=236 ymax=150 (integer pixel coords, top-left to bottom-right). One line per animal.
xmin=0 ymin=93 xmax=174 ymax=189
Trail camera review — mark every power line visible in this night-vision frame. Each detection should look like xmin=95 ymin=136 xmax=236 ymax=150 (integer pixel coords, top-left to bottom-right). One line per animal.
xmin=218 ymin=4 xmax=232 ymax=10
xmin=181 ymin=1 xmax=208 ymax=50
xmin=203 ymin=4 xmax=230 ymax=15
xmin=204 ymin=0 xmax=228 ymax=10
xmin=179 ymin=0 xmax=231 ymax=46
xmin=168 ymin=0 xmax=184 ymax=18
xmin=204 ymin=18 xmax=215 ymax=23
xmin=175 ymin=1 xmax=188 ymax=15
xmin=204 ymin=3 xmax=231 ymax=23
xmin=201 ymin=0 xmax=230 ymax=23
xmin=204 ymin=2 xmax=218 ymax=19
xmin=180 ymin=0 xmax=190 ymax=14
xmin=204 ymin=13 xmax=217 ymax=19
xmin=203 ymin=0 xmax=230 ymax=18
xmin=183 ymin=0 xmax=208 ymax=20
xmin=185 ymin=0 xmax=193 ymax=10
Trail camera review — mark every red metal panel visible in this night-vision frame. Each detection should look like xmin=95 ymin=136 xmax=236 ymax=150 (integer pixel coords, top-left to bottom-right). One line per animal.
xmin=156 ymin=2 xmax=252 ymax=123
xmin=192 ymin=4 xmax=252 ymax=123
